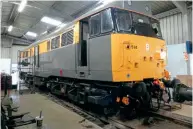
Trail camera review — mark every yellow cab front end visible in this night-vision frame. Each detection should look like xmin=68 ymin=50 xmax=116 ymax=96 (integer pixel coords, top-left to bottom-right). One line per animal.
xmin=110 ymin=8 xmax=167 ymax=82
xmin=111 ymin=34 xmax=167 ymax=82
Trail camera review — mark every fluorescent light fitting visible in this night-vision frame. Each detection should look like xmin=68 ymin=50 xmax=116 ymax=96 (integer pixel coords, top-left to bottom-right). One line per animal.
xmin=41 ymin=16 xmax=62 ymax=26
xmin=8 ymin=25 xmax=13 ymax=32
xmin=18 ymin=0 xmax=27 ymax=12
xmin=42 ymin=31 xmax=47 ymax=35
xmin=59 ymin=23 xmax=67 ymax=28
xmin=26 ymin=31 xmax=37 ymax=37
xmin=102 ymin=0 xmax=116 ymax=5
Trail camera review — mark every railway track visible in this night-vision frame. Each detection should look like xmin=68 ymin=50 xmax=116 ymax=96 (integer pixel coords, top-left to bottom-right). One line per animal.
xmin=34 ymin=88 xmax=191 ymax=129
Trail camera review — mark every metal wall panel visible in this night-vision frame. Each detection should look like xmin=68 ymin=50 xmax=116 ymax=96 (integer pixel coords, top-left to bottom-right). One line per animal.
xmin=1 ymin=47 xmax=11 ymax=58
xmin=159 ymin=8 xmax=192 ymax=44
xmin=188 ymin=9 xmax=192 ymax=41
xmin=1 ymin=45 xmax=27 ymax=63
xmin=11 ymin=45 xmax=27 ymax=63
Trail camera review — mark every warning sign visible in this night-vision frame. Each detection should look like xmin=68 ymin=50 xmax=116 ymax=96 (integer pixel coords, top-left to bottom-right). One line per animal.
xmin=183 ymin=52 xmax=188 ymax=61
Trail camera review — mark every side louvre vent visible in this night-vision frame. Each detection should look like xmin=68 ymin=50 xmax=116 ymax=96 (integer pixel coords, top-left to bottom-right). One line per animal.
xmin=67 ymin=30 xmax=73 ymax=45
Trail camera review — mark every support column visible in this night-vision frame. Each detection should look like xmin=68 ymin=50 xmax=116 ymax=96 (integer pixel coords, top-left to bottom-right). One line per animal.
xmin=172 ymin=1 xmax=192 ymax=75
xmin=182 ymin=9 xmax=192 ymax=75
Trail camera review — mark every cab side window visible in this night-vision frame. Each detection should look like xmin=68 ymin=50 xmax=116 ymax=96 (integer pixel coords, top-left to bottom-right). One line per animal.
xmin=90 ymin=13 xmax=101 ymax=36
xmin=101 ymin=9 xmax=113 ymax=33
xmin=89 ymin=8 xmax=114 ymax=37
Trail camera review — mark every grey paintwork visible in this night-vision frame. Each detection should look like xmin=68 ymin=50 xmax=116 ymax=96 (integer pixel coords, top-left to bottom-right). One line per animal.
xmin=88 ymin=35 xmax=112 ymax=81
xmin=22 ymin=35 xmax=113 ymax=81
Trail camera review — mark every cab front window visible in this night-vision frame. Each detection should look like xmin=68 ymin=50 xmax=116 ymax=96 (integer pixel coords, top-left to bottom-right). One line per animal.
xmin=113 ymin=8 xmax=163 ymax=39
xmin=150 ymin=18 xmax=162 ymax=38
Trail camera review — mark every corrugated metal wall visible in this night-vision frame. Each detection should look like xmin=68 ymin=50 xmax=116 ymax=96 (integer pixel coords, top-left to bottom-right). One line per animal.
xmin=1 ymin=45 xmax=27 ymax=63
xmin=11 ymin=45 xmax=27 ymax=63
xmin=159 ymin=8 xmax=192 ymax=44
xmin=1 ymin=47 xmax=11 ymax=58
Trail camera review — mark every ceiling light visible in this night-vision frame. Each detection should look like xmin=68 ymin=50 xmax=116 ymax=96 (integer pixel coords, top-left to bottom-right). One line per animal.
xmin=8 ymin=25 xmax=13 ymax=32
xmin=26 ymin=31 xmax=37 ymax=37
xmin=94 ymin=0 xmax=116 ymax=11
xmin=59 ymin=23 xmax=67 ymax=28
xmin=41 ymin=16 xmax=62 ymax=26
xmin=99 ymin=0 xmax=116 ymax=5
xmin=18 ymin=0 xmax=27 ymax=12
xmin=41 ymin=31 xmax=47 ymax=35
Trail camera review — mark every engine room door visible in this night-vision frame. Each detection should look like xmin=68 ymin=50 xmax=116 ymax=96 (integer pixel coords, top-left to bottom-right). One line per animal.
xmin=77 ymin=21 xmax=89 ymax=77
xmin=79 ymin=21 xmax=88 ymax=66
xmin=34 ymin=45 xmax=39 ymax=68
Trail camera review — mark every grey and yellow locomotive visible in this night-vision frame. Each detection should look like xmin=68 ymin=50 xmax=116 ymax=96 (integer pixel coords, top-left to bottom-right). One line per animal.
xmin=19 ymin=7 xmax=191 ymax=116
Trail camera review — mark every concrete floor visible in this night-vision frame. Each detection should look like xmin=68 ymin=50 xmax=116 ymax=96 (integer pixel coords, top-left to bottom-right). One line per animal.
xmin=5 ymin=91 xmax=102 ymax=129
xmin=172 ymin=104 xmax=192 ymax=118
xmin=2 ymin=90 xmax=192 ymax=129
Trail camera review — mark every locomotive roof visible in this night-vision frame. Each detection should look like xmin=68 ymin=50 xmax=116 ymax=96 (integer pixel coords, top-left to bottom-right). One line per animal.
xmin=24 ymin=6 xmax=158 ymax=50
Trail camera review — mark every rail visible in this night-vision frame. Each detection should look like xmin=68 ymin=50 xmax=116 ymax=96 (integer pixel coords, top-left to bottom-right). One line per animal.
xmin=35 ymin=88 xmax=192 ymax=129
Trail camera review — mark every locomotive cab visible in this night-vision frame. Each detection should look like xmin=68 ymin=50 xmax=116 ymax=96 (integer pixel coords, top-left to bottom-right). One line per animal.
xmin=82 ymin=7 xmax=167 ymax=82
xmin=111 ymin=8 xmax=166 ymax=82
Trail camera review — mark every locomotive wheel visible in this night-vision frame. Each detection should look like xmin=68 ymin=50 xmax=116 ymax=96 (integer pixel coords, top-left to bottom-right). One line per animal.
xmin=132 ymin=82 xmax=147 ymax=98
xmin=142 ymin=91 xmax=151 ymax=108
xmin=132 ymin=82 xmax=151 ymax=108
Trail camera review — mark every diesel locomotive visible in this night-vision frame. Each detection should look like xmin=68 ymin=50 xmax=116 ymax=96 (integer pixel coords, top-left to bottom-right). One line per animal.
xmin=19 ymin=7 xmax=189 ymax=116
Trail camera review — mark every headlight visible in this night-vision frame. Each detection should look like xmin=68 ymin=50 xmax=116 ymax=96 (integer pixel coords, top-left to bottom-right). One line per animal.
xmin=160 ymin=51 xmax=166 ymax=60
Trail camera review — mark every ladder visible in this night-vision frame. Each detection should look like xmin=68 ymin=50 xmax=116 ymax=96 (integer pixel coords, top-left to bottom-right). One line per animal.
xmin=17 ymin=49 xmax=35 ymax=94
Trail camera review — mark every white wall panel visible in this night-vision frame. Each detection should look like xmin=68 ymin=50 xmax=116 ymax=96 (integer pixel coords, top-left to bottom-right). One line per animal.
xmin=159 ymin=8 xmax=192 ymax=44
xmin=166 ymin=43 xmax=187 ymax=78
xmin=1 ymin=47 xmax=11 ymax=58
xmin=0 ymin=59 xmax=11 ymax=74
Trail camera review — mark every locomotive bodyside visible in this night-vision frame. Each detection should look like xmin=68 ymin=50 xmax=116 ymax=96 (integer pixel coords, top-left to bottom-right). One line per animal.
xmin=34 ymin=34 xmax=113 ymax=81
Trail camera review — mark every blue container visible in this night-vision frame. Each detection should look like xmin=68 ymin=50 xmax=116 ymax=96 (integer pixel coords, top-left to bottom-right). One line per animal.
xmin=186 ymin=41 xmax=192 ymax=54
